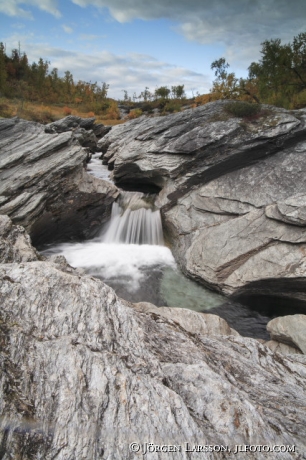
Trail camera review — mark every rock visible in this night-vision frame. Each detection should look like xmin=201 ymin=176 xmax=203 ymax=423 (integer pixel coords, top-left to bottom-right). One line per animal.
xmin=0 ymin=117 xmax=119 ymax=245
xmin=266 ymin=194 xmax=306 ymax=226
xmin=99 ymin=101 xmax=305 ymax=194
xmin=267 ymin=315 xmax=306 ymax=353
xmin=45 ymin=116 xmax=110 ymax=152
xmin=1 ymin=221 xmax=306 ymax=458
xmin=98 ymin=101 xmax=306 ymax=304
xmin=264 ymin=340 xmax=302 ymax=355
xmin=72 ymin=127 xmax=98 ymax=151
xmin=92 ymin=123 xmax=111 ymax=138
xmin=133 ymin=302 xmax=239 ymax=336
xmin=45 ymin=115 xmax=95 ymax=133
xmin=0 ymin=214 xmax=40 ymax=263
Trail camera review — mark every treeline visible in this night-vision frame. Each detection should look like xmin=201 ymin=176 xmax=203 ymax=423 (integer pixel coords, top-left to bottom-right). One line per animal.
xmin=121 ymin=84 xmax=185 ymax=103
xmin=197 ymin=32 xmax=306 ymax=110
xmin=0 ymin=43 xmax=110 ymax=113
xmin=1 ymin=31 xmax=306 ymax=122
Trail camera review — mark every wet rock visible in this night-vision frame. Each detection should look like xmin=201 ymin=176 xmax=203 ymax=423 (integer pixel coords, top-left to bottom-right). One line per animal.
xmin=0 ymin=117 xmax=119 ymax=245
xmin=267 ymin=315 xmax=306 ymax=353
xmin=0 ymin=221 xmax=306 ymax=458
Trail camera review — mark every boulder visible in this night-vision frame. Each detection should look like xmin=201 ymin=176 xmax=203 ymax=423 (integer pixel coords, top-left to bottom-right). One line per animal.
xmin=267 ymin=315 xmax=306 ymax=354
xmin=264 ymin=340 xmax=302 ymax=356
xmin=0 ymin=218 xmax=306 ymax=458
xmin=0 ymin=118 xmax=119 ymax=245
xmin=133 ymin=302 xmax=239 ymax=336
xmin=92 ymin=123 xmax=111 ymax=138
xmin=0 ymin=214 xmax=40 ymax=263
xmin=98 ymin=101 xmax=305 ymax=195
xmin=99 ymin=102 xmax=306 ymax=305
xmin=45 ymin=115 xmax=95 ymax=133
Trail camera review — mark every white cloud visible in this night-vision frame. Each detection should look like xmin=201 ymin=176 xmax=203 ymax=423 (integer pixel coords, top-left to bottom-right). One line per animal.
xmin=0 ymin=0 xmax=61 ymax=18
xmin=3 ymin=34 xmax=210 ymax=98
xmin=69 ymin=0 xmax=306 ymax=67
xmin=62 ymin=24 xmax=73 ymax=33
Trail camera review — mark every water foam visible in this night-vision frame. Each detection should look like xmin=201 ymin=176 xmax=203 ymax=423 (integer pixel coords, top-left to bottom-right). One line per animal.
xmin=44 ymin=241 xmax=176 ymax=292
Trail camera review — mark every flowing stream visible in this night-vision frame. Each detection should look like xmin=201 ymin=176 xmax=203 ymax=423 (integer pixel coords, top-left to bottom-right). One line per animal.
xmin=43 ymin=187 xmax=225 ymax=311
xmin=42 ymin=154 xmax=290 ymax=340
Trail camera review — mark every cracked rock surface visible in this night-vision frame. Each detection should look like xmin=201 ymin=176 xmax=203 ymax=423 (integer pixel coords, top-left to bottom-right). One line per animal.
xmin=0 ymin=117 xmax=118 ymax=245
xmin=0 ymin=216 xmax=306 ymax=459
xmin=100 ymin=101 xmax=306 ymax=304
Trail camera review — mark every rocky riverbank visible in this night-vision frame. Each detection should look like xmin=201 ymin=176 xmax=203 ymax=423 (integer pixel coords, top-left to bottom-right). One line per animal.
xmin=0 ymin=116 xmax=118 ymax=246
xmin=1 ymin=106 xmax=306 ymax=457
xmin=99 ymin=101 xmax=306 ymax=309
xmin=1 ymin=215 xmax=306 ymax=459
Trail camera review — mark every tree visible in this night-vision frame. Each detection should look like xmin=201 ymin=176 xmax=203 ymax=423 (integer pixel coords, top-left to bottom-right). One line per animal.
xmin=122 ymin=89 xmax=130 ymax=102
xmin=171 ymin=84 xmax=185 ymax=99
xmin=210 ymin=58 xmax=239 ymax=100
xmin=248 ymin=33 xmax=306 ymax=107
xmin=140 ymin=86 xmax=151 ymax=101
xmin=210 ymin=57 xmax=259 ymax=103
xmin=155 ymin=86 xmax=170 ymax=99
xmin=0 ymin=42 xmax=7 ymax=95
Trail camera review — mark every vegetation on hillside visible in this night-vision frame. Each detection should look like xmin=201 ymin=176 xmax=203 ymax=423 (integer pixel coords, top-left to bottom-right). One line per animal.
xmin=0 ymin=43 xmax=121 ymax=124
xmin=196 ymin=32 xmax=306 ymax=110
xmin=0 ymin=32 xmax=305 ymax=124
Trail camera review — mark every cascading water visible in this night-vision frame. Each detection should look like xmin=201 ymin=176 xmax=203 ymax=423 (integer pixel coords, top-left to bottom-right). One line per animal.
xmin=42 ymin=158 xmax=225 ymax=330
xmin=102 ymin=192 xmax=164 ymax=245
xmin=42 ymin=155 xmax=278 ymax=339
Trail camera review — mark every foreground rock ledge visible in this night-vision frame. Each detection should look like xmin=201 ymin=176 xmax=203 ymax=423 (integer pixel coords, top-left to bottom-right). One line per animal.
xmin=0 ymin=216 xmax=306 ymax=459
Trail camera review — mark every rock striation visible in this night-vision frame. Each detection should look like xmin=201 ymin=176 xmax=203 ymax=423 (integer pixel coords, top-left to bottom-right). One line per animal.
xmin=45 ymin=115 xmax=111 ymax=152
xmin=99 ymin=101 xmax=306 ymax=307
xmin=0 ymin=117 xmax=118 ymax=245
xmin=1 ymin=215 xmax=306 ymax=459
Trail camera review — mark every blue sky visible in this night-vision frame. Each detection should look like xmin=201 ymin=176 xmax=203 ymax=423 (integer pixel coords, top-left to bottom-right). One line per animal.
xmin=0 ymin=0 xmax=305 ymax=99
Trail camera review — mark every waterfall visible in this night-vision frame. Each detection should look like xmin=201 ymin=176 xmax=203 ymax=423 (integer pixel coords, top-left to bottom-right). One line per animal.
xmin=102 ymin=192 xmax=164 ymax=245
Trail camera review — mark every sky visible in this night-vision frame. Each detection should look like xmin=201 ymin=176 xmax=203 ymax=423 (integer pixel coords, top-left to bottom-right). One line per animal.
xmin=0 ymin=0 xmax=305 ymax=100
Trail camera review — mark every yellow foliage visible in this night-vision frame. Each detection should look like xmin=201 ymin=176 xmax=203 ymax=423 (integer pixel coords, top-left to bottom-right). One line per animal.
xmin=127 ymin=108 xmax=143 ymax=119
xmin=195 ymin=94 xmax=213 ymax=106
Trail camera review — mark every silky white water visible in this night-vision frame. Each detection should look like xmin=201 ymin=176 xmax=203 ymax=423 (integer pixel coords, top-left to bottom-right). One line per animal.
xmin=102 ymin=193 xmax=164 ymax=245
xmin=42 ymin=159 xmax=225 ymax=311
xmin=43 ymin=191 xmax=175 ymax=294
xmin=42 ymin=157 xmax=277 ymax=338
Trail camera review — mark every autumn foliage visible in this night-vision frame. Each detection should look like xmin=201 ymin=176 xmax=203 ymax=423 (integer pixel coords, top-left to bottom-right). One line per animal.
xmin=0 ymin=43 xmax=122 ymax=123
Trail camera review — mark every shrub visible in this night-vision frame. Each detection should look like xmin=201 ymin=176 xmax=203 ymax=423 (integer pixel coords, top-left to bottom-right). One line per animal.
xmin=128 ymin=109 xmax=143 ymax=119
xmin=40 ymin=110 xmax=57 ymax=123
xmin=163 ymin=101 xmax=181 ymax=114
xmin=103 ymin=101 xmax=120 ymax=120
xmin=0 ymin=103 xmax=14 ymax=118
xmin=139 ymin=103 xmax=153 ymax=112
xmin=224 ymin=101 xmax=261 ymax=118
xmin=63 ymin=106 xmax=72 ymax=116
